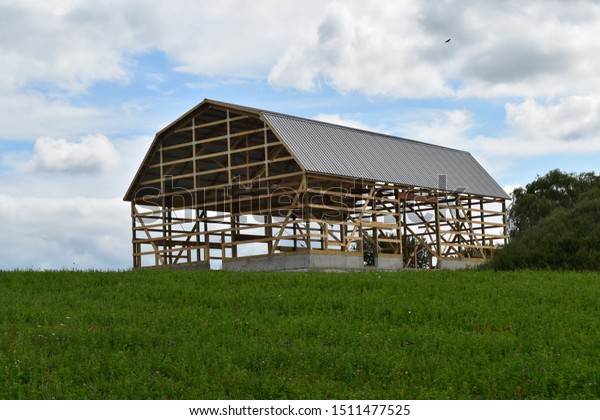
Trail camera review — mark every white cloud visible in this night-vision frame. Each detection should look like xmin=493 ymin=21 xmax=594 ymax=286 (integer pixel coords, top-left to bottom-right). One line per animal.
xmin=0 ymin=1 xmax=133 ymax=93
xmin=3 ymin=0 xmax=600 ymax=100
xmin=1 ymin=135 xmax=149 ymax=199
xmin=473 ymin=95 xmax=600 ymax=157
xmin=312 ymin=113 xmax=373 ymax=131
xmin=0 ymin=92 xmax=105 ymax=140
xmin=30 ymin=135 xmax=120 ymax=173
xmin=506 ymin=95 xmax=600 ymax=143
xmin=398 ymin=109 xmax=475 ymax=149
xmin=503 ymin=184 xmax=521 ymax=197
xmin=0 ymin=0 xmax=322 ymax=94
xmin=391 ymin=93 xmax=600 ymax=162
xmin=146 ymin=0 xmax=322 ymax=78
xmin=0 ymin=195 xmax=131 ymax=270
xmin=269 ymin=0 xmax=600 ymax=99
xmin=269 ymin=2 xmax=451 ymax=98
xmin=445 ymin=1 xmax=600 ymax=98
xmin=0 ymin=135 xmax=151 ymax=269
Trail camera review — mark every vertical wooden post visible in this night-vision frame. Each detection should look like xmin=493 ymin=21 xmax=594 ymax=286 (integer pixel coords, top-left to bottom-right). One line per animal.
xmin=340 ymin=181 xmax=346 ymax=252
xmin=402 ymin=195 xmax=407 ymax=265
xmin=226 ymin=109 xmax=232 ymax=185
xmin=434 ymin=198 xmax=441 ymax=266
xmin=195 ymin=209 xmax=201 ymax=263
xmin=204 ymin=216 xmax=210 ymax=262
xmin=166 ymin=207 xmax=172 ymax=265
xmin=502 ymin=200 xmax=508 ymax=245
xmin=371 ymin=186 xmax=378 ymax=257
xmin=232 ymin=215 xmax=238 ymax=258
xmin=159 ymin=144 xmax=166 ymax=266
xmin=131 ymin=202 xmax=139 ymax=268
xmin=245 ymin=134 xmax=250 ymax=183
xmin=266 ymin=215 xmax=273 ymax=254
xmin=480 ymin=199 xmax=486 ymax=257
xmin=467 ymin=197 xmax=473 ymax=258
xmin=263 ymin=123 xmax=273 ymax=254
xmin=192 ymin=117 xmax=201 ymax=264
xmin=303 ymin=175 xmax=311 ymax=252
xmin=293 ymin=222 xmax=298 ymax=251
xmin=263 ymin=121 xmax=270 ymax=182
xmin=225 ymin=110 xmax=232 ymax=263
xmin=456 ymin=196 xmax=463 ymax=259
xmin=394 ymin=189 xmax=403 ymax=258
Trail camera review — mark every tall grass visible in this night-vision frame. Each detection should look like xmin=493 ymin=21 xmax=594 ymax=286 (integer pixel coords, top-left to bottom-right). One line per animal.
xmin=1 ymin=269 xmax=599 ymax=399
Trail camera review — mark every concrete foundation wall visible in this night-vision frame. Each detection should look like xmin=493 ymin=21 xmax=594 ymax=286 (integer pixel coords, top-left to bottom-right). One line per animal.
xmin=437 ymin=259 xmax=482 ymax=270
xmin=374 ymin=256 xmax=405 ymax=271
xmin=170 ymin=262 xmax=211 ymax=271
xmin=139 ymin=261 xmax=211 ymax=271
xmin=223 ymin=253 xmax=410 ymax=272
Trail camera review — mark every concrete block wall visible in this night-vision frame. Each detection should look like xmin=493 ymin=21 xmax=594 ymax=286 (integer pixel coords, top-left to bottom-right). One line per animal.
xmin=223 ymin=253 xmax=403 ymax=272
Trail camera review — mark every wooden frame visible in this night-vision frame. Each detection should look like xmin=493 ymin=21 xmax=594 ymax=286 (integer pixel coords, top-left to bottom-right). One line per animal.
xmin=127 ymin=102 xmax=508 ymax=269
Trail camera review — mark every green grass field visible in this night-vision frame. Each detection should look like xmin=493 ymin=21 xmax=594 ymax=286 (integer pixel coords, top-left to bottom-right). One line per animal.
xmin=1 ymin=269 xmax=599 ymax=399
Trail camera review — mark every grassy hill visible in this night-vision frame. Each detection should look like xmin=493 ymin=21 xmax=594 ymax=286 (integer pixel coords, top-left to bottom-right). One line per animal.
xmin=1 ymin=269 xmax=599 ymax=399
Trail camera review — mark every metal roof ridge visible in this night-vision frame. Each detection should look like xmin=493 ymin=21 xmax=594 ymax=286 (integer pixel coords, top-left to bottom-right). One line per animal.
xmin=261 ymin=110 xmax=472 ymax=155
xmin=203 ymin=99 xmax=472 ymax=155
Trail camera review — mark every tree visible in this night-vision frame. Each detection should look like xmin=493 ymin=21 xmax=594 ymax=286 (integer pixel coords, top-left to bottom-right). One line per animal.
xmin=508 ymin=169 xmax=600 ymax=238
xmin=489 ymin=196 xmax=600 ymax=270
xmin=488 ymin=169 xmax=600 ymax=270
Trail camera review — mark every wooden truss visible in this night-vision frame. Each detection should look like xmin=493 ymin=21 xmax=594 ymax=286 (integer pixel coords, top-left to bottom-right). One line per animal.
xmin=128 ymin=102 xmax=508 ymax=269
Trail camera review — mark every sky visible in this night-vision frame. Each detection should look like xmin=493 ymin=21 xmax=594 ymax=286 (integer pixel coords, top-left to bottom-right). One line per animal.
xmin=1 ymin=0 xmax=600 ymax=270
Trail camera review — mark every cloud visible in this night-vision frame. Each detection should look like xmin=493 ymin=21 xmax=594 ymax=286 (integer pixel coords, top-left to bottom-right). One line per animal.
xmin=398 ymin=109 xmax=475 ymax=149
xmin=0 ymin=1 xmax=133 ymax=93
xmin=419 ymin=0 xmax=600 ymax=98
xmin=393 ymin=94 xmax=600 ymax=170
xmin=506 ymin=95 xmax=600 ymax=143
xmin=268 ymin=2 xmax=450 ymax=98
xmin=0 ymin=134 xmax=152 ymax=269
xmin=0 ymin=92 xmax=105 ymax=140
xmin=147 ymin=0 xmax=322 ymax=78
xmin=30 ymin=135 xmax=120 ymax=173
xmin=503 ymin=184 xmax=521 ymax=197
xmin=373 ymin=94 xmax=600 ymax=187
xmin=0 ymin=194 xmax=131 ymax=270
xmin=312 ymin=113 xmax=373 ymax=131
xmin=269 ymin=0 xmax=600 ymax=99
xmin=3 ymin=0 xmax=600 ymax=100
xmin=0 ymin=0 xmax=322 ymax=94
xmin=473 ymin=95 xmax=600 ymax=157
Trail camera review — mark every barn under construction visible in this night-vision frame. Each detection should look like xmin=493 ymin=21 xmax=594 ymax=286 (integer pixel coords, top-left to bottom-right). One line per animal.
xmin=124 ymin=99 xmax=509 ymax=271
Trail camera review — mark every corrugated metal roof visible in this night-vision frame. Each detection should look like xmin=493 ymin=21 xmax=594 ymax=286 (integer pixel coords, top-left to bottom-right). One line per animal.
xmin=124 ymin=99 xmax=510 ymax=201
xmin=261 ymin=111 xmax=510 ymax=199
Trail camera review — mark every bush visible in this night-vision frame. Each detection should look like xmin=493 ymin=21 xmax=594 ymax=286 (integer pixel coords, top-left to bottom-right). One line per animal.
xmin=488 ymin=197 xmax=600 ymax=270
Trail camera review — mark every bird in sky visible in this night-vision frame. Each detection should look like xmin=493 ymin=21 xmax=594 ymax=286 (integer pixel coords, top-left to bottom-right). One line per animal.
xmin=445 ymin=38 xmax=451 ymax=43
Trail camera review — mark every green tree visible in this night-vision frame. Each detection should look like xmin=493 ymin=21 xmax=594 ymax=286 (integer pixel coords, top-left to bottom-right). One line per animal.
xmin=489 ymin=196 xmax=600 ymax=270
xmin=489 ymin=169 xmax=600 ymax=270
xmin=508 ymin=169 xmax=600 ymax=238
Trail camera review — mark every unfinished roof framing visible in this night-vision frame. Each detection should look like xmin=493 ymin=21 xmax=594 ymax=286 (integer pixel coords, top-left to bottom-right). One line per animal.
xmin=124 ymin=99 xmax=509 ymax=270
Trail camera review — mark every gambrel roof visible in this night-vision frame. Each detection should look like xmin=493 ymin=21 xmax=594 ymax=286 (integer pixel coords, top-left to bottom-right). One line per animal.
xmin=125 ymin=99 xmax=510 ymax=201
